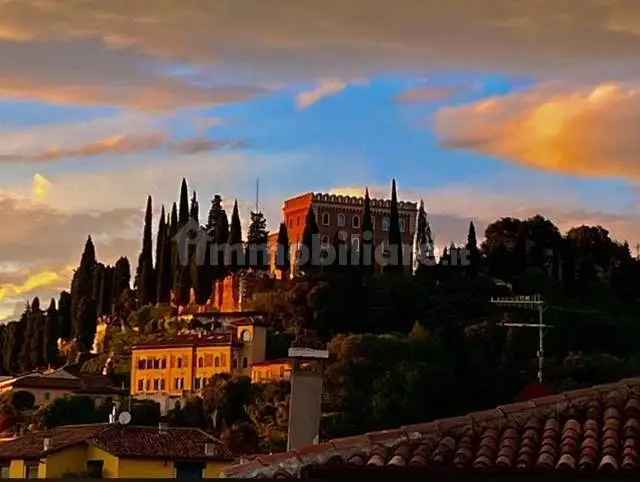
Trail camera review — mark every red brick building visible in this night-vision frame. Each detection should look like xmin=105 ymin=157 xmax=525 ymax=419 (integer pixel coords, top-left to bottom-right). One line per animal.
xmin=279 ymin=191 xmax=418 ymax=272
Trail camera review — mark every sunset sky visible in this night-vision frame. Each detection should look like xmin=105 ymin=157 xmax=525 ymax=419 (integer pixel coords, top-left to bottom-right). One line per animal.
xmin=2 ymin=1 xmax=640 ymax=321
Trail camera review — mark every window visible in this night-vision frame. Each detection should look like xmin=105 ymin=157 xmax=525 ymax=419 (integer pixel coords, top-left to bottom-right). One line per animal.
xmin=145 ymin=379 xmax=151 ymax=391
xmin=160 ymin=379 xmax=165 ymax=391
xmin=242 ymin=357 xmax=248 ymax=368
xmin=175 ymin=378 xmax=184 ymax=390
xmin=338 ymin=230 xmax=347 ymax=241
xmin=215 ymin=356 xmax=220 ymax=368
xmin=352 ymin=236 xmax=360 ymax=253
xmin=399 ymin=218 xmax=406 ymax=232
xmin=352 ymin=215 xmax=360 ymax=229
xmin=382 ymin=216 xmax=390 ymax=231
xmin=232 ymin=358 xmax=238 ymax=369
xmin=321 ymin=235 xmax=330 ymax=246
xmin=1 ymin=463 xmax=9 ymax=479
xmin=221 ymin=354 xmax=227 ymax=367
xmin=194 ymin=377 xmax=201 ymax=390
xmin=337 ymin=213 xmax=346 ymax=227
xmin=138 ymin=359 xmax=146 ymax=370
xmin=202 ymin=378 xmax=208 ymax=387
xmin=25 ymin=462 xmax=39 ymax=479
xmin=321 ymin=212 xmax=330 ymax=226
xmin=154 ymin=379 xmax=160 ymax=390
xmin=280 ymin=366 xmax=285 ymax=378
xmin=371 ymin=215 xmax=375 ymax=228
xmin=177 ymin=357 xmax=183 ymax=368
xmin=205 ymin=354 xmax=213 ymax=367
xmin=138 ymin=379 xmax=144 ymax=391
xmin=161 ymin=358 xmax=167 ymax=369
xmin=198 ymin=357 xmax=204 ymax=368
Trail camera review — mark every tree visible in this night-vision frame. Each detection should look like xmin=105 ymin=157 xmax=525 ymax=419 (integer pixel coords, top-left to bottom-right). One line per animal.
xmin=386 ymin=179 xmax=403 ymax=272
xmin=43 ymin=298 xmax=59 ymax=367
xmin=178 ymin=178 xmax=190 ymax=227
xmin=39 ymin=396 xmax=100 ymax=429
xmin=295 ymin=205 xmax=319 ymax=275
xmin=70 ymin=236 xmax=97 ymax=349
xmin=413 ymin=199 xmax=434 ymax=274
xmin=466 ymin=221 xmax=480 ymax=276
xmin=169 ymin=202 xmax=179 ymax=237
xmin=135 ymin=195 xmax=156 ymax=307
xmin=57 ymin=291 xmax=72 ymax=341
xmin=247 ymin=210 xmax=268 ymax=270
xmin=190 ymin=191 xmax=199 ymax=224
xmin=3 ymin=321 xmax=24 ymax=374
xmin=275 ymin=222 xmax=290 ymax=276
xmin=202 ymin=374 xmax=252 ymax=430
xmin=18 ymin=303 xmax=33 ymax=371
xmin=360 ymin=188 xmax=374 ymax=275
xmin=112 ymin=257 xmax=131 ymax=303
xmin=156 ymin=207 xmax=172 ymax=304
xmin=228 ymin=200 xmax=243 ymax=272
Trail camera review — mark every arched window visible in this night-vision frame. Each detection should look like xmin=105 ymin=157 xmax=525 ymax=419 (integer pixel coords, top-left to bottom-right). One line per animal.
xmin=351 ymin=236 xmax=360 ymax=253
xmin=352 ymin=215 xmax=360 ymax=229
xmin=321 ymin=235 xmax=330 ymax=246
xmin=321 ymin=212 xmax=330 ymax=226
xmin=198 ymin=357 xmax=204 ymax=368
xmin=382 ymin=216 xmax=390 ymax=232
xmin=177 ymin=357 xmax=183 ymax=369
xmin=161 ymin=358 xmax=167 ymax=369
xmin=221 ymin=354 xmax=227 ymax=367
xmin=215 ymin=356 xmax=220 ymax=367
xmin=337 ymin=213 xmax=346 ymax=227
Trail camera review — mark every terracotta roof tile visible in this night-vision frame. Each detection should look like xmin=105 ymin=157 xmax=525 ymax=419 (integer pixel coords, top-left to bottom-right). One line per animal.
xmin=223 ymin=376 xmax=640 ymax=478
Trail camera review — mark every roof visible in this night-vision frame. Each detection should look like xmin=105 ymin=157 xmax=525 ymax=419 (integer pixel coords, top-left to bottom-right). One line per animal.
xmin=132 ymin=333 xmax=235 ymax=350
xmin=0 ymin=370 xmax=123 ymax=395
xmin=223 ymin=377 xmax=640 ymax=478
xmin=251 ymin=358 xmax=291 ymax=367
xmin=0 ymin=424 xmax=232 ymax=461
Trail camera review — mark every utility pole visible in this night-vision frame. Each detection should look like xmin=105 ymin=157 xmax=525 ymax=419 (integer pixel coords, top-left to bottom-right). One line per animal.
xmin=490 ymin=294 xmax=549 ymax=384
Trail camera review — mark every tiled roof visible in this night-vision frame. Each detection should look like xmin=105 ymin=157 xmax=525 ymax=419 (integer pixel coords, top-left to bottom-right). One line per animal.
xmin=223 ymin=377 xmax=640 ymax=478
xmin=0 ymin=424 xmax=232 ymax=461
xmin=251 ymin=358 xmax=291 ymax=367
xmin=132 ymin=333 xmax=235 ymax=349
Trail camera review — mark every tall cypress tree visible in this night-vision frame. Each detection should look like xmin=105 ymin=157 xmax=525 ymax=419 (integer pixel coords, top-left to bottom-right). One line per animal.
xmin=466 ymin=221 xmax=480 ymax=276
xmin=156 ymin=206 xmax=172 ymax=304
xmin=112 ymin=257 xmax=131 ymax=302
xmin=169 ymin=202 xmax=179 ymax=237
xmin=70 ymin=236 xmax=97 ymax=351
xmin=275 ymin=222 xmax=290 ymax=276
xmin=190 ymin=191 xmax=199 ymax=224
xmin=296 ymin=205 xmax=319 ymax=275
xmin=43 ymin=298 xmax=58 ymax=367
xmin=4 ymin=320 xmax=24 ymax=374
xmin=228 ymin=200 xmax=243 ymax=272
xmin=28 ymin=297 xmax=45 ymax=369
xmin=57 ymin=291 xmax=72 ymax=340
xmin=178 ymin=178 xmax=190 ymax=227
xmin=18 ymin=302 xmax=33 ymax=371
xmin=136 ymin=195 xmax=156 ymax=306
xmin=360 ymin=188 xmax=374 ymax=274
xmin=386 ymin=179 xmax=403 ymax=272
xmin=413 ymin=199 xmax=435 ymax=273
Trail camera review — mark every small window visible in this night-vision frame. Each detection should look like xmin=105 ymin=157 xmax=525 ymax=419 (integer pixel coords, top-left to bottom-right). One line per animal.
xmin=194 ymin=377 xmax=201 ymax=390
xmin=25 ymin=462 xmax=39 ymax=479
xmin=321 ymin=212 xmax=330 ymax=226
xmin=242 ymin=357 xmax=248 ymax=369
xmin=198 ymin=357 xmax=204 ymax=368
xmin=160 ymin=379 xmax=165 ymax=391
xmin=153 ymin=358 xmax=160 ymax=369
xmin=177 ymin=357 xmax=183 ymax=369
xmin=138 ymin=359 xmax=146 ymax=370
xmin=205 ymin=354 xmax=213 ymax=367
xmin=153 ymin=379 xmax=159 ymax=390
xmin=382 ymin=216 xmax=390 ymax=232
xmin=215 ymin=356 xmax=220 ymax=368
xmin=145 ymin=379 xmax=151 ymax=391
xmin=174 ymin=378 xmax=180 ymax=390
xmin=161 ymin=358 xmax=167 ymax=369
xmin=352 ymin=215 xmax=360 ymax=229
xmin=232 ymin=358 xmax=238 ymax=369
xmin=137 ymin=379 xmax=144 ymax=392
xmin=321 ymin=235 xmax=330 ymax=246
xmin=352 ymin=236 xmax=360 ymax=252
xmin=337 ymin=213 xmax=346 ymax=227
xmin=221 ymin=354 xmax=227 ymax=367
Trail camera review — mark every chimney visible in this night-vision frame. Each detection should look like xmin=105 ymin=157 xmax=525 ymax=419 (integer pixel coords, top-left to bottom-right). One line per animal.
xmin=205 ymin=442 xmax=216 ymax=456
xmin=286 ymin=346 xmax=329 ymax=451
xmin=43 ymin=437 xmax=51 ymax=451
xmin=158 ymin=422 xmax=168 ymax=434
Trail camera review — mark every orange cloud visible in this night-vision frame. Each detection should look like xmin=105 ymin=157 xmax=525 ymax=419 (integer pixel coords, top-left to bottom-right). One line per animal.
xmin=0 ymin=270 xmax=63 ymax=302
xmin=436 ymin=83 xmax=640 ymax=180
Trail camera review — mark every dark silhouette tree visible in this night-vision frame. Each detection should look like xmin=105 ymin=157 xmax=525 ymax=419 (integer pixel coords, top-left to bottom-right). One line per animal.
xmin=360 ymin=188 xmax=374 ymax=275
xmin=70 ymin=236 xmax=97 ymax=351
xmin=296 ymin=205 xmax=319 ymax=275
xmin=3 ymin=320 xmax=24 ymax=374
xmin=28 ymin=297 xmax=45 ymax=369
xmin=190 ymin=191 xmax=199 ymax=224
xmin=466 ymin=221 xmax=480 ymax=276
xmin=156 ymin=207 xmax=172 ymax=304
xmin=57 ymin=291 xmax=72 ymax=340
xmin=112 ymin=257 xmax=131 ymax=303
xmin=228 ymin=200 xmax=243 ymax=272
xmin=135 ymin=195 xmax=156 ymax=307
xmin=178 ymin=178 xmax=190 ymax=227
xmin=247 ymin=210 xmax=268 ymax=270
xmin=43 ymin=298 xmax=58 ymax=367
xmin=169 ymin=202 xmax=178 ymax=237
xmin=386 ymin=179 xmax=403 ymax=272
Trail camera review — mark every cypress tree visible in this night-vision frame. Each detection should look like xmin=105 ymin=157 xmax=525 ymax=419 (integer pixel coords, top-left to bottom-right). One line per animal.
xmin=413 ymin=200 xmax=435 ymax=273
xmin=295 ymin=205 xmax=319 ymax=275
xmin=70 ymin=236 xmax=97 ymax=351
xmin=178 ymin=178 xmax=190 ymax=227
xmin=190 ymin=191 xmax=199 ymax=224
xmin=28 ymin=297 xmax=45 ymax=369
xmin=57 ymin=291 xmax=72 ymax=340
xmin=18 ymin=302 xmax=33 ymax=371
xmin=247 ymin=210 xmax=268 ymax=270
xmin=112 ymin=257 xmax=131 ymax=302
xmin=135 ymin=195 xmax=156 ymax=306
xmin=360 ymin=188 xmax=374 ymax=274
xmin=4 ymin=320 xmax=24 ymax=374
xmin=156 ymin=206 xmax=172 ymax=304
xmin=169 ymin=202 xmax=179 ymax=237
xmin=386 ymin=179 xmax=403 ymax=272
xmin=228 ymin=200 xmax=243 ymax=272
xmin=275 ymin=222 xmax=290 ymax=275
xmin=466 ymin=221 xmax=480 ymax=276
xmin=43 ymin=298 xmax=59 ymax=367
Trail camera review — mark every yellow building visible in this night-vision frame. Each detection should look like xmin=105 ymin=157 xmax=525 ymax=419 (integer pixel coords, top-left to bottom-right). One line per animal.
xmin=130 ymin=319 xmax=266 ymax=405
xmin=251 ymin=358 xmax=292 ymax=383
xmin=0 ymin=423 xmax=232 ymax=479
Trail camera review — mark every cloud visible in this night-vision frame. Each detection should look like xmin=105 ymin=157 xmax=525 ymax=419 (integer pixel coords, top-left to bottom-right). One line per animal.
xmin=32 ymin=173 xmax=52 ymax=200
xmin=0 ymin=270 xmax=63 ymax=302
xmin=296 ymin=79 xmax=348 ymax=109
xmin=396 ymin=85 xmax=461 ymax=103
xmin=170 ymin=137 xmax=246 ymax=155
xmin=435 ymin=82 xmax=640 ymax=181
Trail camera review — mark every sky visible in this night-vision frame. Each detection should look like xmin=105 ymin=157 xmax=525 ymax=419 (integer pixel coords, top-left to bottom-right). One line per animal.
xmin=2 ymin=0 xmax=640 ymax=321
